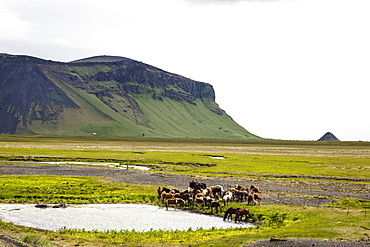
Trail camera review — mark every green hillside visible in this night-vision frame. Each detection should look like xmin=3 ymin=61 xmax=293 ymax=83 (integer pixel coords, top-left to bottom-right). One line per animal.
xmin=0 ymin=54 xmax=261 ymax=139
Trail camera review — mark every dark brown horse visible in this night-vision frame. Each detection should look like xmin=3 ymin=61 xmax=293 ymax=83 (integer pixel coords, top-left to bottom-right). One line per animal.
xmin=175 ymin=192 xmax=194 ymax=206
xmin=235 ymin=208 xmax=252 ymax=222
xmin=223 ymin=207 xmax=241 ymax=221
xmin=210 ymin=185 xmax=224 ymax=198
xmin=235 ymin=189 xmax=249 ymax=202
xmin=162 ymin=187 xmax=180 ymax=193
xmin=210 ymin=200 xmax=221 ymax=213
xmin=165 ymin=198 xmax=185 ymax=210
xmin=189 ymin=181 xmax=207 ymax=191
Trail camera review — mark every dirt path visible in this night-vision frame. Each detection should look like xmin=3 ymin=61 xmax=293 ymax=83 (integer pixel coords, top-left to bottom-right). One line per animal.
xmin=245 ymin=238 xmax=370 ymax=247
xmin=0 ymin=234 xmax=32 ymax=247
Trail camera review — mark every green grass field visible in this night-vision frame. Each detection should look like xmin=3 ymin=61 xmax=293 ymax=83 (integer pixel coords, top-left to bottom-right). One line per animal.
xmin=0 ymin=135 xmax=369 ymax=246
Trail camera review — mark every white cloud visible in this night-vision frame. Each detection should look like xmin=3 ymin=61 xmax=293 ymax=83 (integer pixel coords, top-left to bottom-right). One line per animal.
xmin=0 ymin=8 xmax=33 ymax=40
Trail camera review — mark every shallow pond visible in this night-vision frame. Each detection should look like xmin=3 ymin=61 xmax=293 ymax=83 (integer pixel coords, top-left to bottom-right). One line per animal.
xmin=0 ymin=204 xmax=253 ymax=232
xmin=42 ymin=161 xmax=150 ymax=171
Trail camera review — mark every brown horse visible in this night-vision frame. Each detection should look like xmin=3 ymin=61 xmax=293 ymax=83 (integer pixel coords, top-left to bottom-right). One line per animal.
xmin=202 ymin=188 xmax=212 ymax=197
xmin=223 ymin=207 xmax=241 ymax=221
xmin=194 ymin=197 xmax=205 ymax=207
xmin=235 ymin=189 xmax=249 ymax=202
xmin=253 ymin=193 xmax=262 ymax=204
xmin=248 ymin=193 xmax=261 ymax=205
xmin=165 ymin=198 xmax=185 ymax=210
xmin=250 ymin=184 xmax=261 ymax=193
xmin=161 ymin=192 xmax=175 ymax=202
xmin=210 ymin=185 xmax=224 ymax=198
xmin=235 ymin=208 xmax=252 ymax=222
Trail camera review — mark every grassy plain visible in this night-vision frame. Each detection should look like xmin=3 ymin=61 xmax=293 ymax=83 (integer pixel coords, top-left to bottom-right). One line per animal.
xmin=0 ymin=135 xmax=369 ymax=246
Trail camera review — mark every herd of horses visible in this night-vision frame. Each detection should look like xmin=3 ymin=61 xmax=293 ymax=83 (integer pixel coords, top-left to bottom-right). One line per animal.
xmin=158 ymin=181 xmax=261 ymax=223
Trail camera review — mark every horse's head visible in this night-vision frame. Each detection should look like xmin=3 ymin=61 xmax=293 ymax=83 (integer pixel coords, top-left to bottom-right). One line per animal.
xmin=162 ymin=187 xmax=171 ymax=193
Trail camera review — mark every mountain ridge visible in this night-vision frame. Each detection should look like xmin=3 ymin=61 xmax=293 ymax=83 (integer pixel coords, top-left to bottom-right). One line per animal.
xmin=0 ymin=53 xmax=260 ymax=139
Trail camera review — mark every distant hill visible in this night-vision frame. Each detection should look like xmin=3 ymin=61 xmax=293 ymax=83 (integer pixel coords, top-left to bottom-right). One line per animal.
xmin=0 ymin=53 xmax=260 ymax=139
xmin=317 ymin=132 xmax=340 ymax=141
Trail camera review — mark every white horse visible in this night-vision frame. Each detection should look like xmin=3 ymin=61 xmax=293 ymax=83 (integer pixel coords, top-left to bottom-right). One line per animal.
xmin=222 ymin=191 xmax=233 ymax=206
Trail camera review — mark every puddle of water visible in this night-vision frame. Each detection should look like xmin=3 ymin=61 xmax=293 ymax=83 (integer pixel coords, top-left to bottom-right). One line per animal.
xmin=211 ymin=156 xmax=225 ymax=159
xmin=42 ymin=162 xmax=150 ymax=171
xmin=0 ymin=204 xmax=253 ymax=232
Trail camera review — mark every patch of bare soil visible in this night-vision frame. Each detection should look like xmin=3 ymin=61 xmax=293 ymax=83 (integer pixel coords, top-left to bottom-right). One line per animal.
xmin=0 ymin=234 xmax=31 ymax=247
xmin=245 ymin=238 xmax=370 ymax=247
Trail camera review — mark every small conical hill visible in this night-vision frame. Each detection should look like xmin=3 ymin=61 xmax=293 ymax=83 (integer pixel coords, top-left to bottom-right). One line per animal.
xmin=317 ymin=132 xmax=340 ymax=141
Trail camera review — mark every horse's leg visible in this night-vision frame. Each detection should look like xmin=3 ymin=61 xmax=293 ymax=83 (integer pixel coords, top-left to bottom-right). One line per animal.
xmin=223 ymin=212 xmax=228 ymax=221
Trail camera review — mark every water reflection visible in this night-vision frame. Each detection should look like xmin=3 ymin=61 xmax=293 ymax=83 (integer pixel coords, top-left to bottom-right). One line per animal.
xmin=0 ymin=204 xmax=253 ymax=232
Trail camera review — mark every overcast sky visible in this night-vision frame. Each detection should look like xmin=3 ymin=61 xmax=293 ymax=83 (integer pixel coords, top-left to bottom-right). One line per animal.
xmin=1 ymin=0 xmax=369 ymax=141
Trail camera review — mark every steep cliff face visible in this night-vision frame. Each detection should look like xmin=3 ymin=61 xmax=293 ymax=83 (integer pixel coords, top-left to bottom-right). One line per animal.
xmin=69 ymin=56 xmax=215 ymax=105
xmin=0 ymin=54 xmax=79 ymax=134
xmin=0 ymin=54 xmax=260 ymax=139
